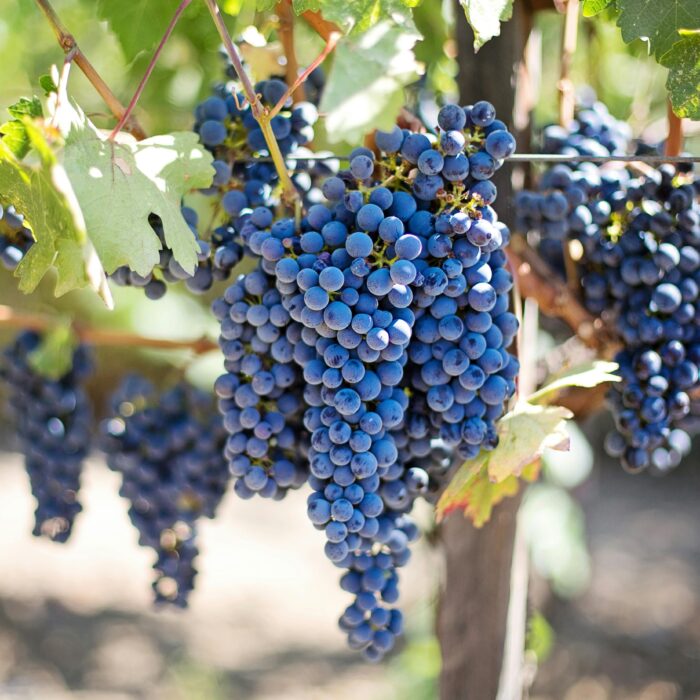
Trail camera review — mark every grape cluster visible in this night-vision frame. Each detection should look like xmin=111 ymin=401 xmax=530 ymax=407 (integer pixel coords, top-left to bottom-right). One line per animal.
xmin=212 ymin=101 xmax=519 ymax=659
xmin=1 ymin=332 xmax=92 ymax=542
xmin=0 ymin=201 xmax=34 ymax=271
xmin=512 ymin=94 xmax=699 ymax=473
xmin=101 ymin=377 xmax=230 ymax=606
xmin=577 ymin=166 xmax=699 ymax=472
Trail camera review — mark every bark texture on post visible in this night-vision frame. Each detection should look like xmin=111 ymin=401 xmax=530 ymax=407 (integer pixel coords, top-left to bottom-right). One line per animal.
xmin=438 ymin=3 xmax=533 ymax=699
xmin=438 ymin=494 xmax=523 ymax=700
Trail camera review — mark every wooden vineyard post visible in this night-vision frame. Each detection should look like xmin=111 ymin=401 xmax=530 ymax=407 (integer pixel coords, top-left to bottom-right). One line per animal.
xmin=438 ymin=3 xmax=534 ymax=699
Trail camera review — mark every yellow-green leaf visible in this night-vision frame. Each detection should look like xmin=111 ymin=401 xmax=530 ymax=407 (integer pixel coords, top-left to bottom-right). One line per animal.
xmin=528 ymin=360 xmax=620 ymax=403
xmin=436 ymin=456 xmax=519 ymax=527
xmin=487 ymin=402 xmax=572 ymax=483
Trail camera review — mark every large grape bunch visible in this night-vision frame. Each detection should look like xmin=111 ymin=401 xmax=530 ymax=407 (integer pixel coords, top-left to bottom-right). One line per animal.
xmin=514 ymin=97 xmax=632 ymax=273
xmin=101 ymin=377 xmax=230 ymax=606
xmin=212 ymin=101 xmax=519 ymax=659
xmin=0 ymin=200 xmax=34 ymax=271
xmin=0 ymin=331 xmax=92 ymax=542
xmin=573 ymin=165 xmax=699 ymax=473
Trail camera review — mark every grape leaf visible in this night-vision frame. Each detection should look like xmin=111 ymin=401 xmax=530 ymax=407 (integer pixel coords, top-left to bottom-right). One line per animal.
xmin=60 ymin=104 xmax=213 ymax=277
xmin=295 ymin=0 xmax=418 ymax=34
xmin=616 ymin=0 xmax=700 ymax=59
xmin=0 ymin=122 xmax=32 ymax=159
xmin=459 ymin=0 xmax=514 ymax=51
xmin=7 ymin=97 xmax=43 ymax=121
xmin=256 ymin=0 xmax=278 ymax=10
xmin=438 ymin=460 xmax=520 ymax=528
xmin=582 ymin=0 xmax=614 ymax=16
xmin=0 ymin=96 xmax=43 ymax=159
xmin=661 ymin=33 xmax=700 ymax=120
xmin=292 ymin=0 xmax=322 ymax=12
xmin=0 ymin=126 xmax=111 ymax=305
xmin=39 ymin=75 xmax=59 ymax=95
xmin=88 ymin=0 xmax=220 ymax=61
xmin=528 ymin=360 xmax=620 ymax=403
xmin=319 ymin=22 xmax=420 ymax=143
xmin=436 ymin=402 xmax=572 ymax=524
xmin=487 ymin=403 xmax=572 ymax=483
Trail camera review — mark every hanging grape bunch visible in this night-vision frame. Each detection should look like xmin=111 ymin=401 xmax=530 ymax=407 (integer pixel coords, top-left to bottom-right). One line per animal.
xmin=101 ymin=377 xmax=230 ymax=607
xmin=0 ymin=331 xmax=92 ymax=542
xmin=211 ymin=100 xmax=519 ymax=659
xmin=581 ymin=165 xmax=700 ymax=473
xmin=513 ymin=95 xmax=699 ymax=475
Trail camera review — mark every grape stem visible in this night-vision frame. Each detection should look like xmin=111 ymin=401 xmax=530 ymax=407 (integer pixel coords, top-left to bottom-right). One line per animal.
xmin=109 ymin=0 xmax=193 ymax=141
xmin=0 ymin=305 xmax=218 ymax=355
xmin=203 ymin=0 xmax=300 ymax=207
xmin=34 ymin=0 xmax=147 ymax=140
xmin=267 ymin=30 xmax=341 ymax=121
xmin=665 ymin=100 xmax=684 ymax=157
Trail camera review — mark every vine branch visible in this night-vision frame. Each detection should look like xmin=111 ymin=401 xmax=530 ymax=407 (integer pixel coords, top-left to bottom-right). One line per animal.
xmin=665 ymin=100 xmax=683 ymax=157
xmin=34 ymin=0 xmax=147 ymax=140
xmin=268 ymin=30 xmax=341 ymax=120
xmin=0 ymin=305 xmax=217 ymax=355
xmin=508 ymin=237 xmax=616 ymax=354
xmin=276 ymin=1 xmax=304 ymax=103
xmin=558 ymin=0 xmax=579 ymax=128
xmin=109 ymin=0 xmax=193 ymax=140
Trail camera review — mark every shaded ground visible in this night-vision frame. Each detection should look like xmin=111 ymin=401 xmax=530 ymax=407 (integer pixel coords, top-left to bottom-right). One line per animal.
xmin=0 ymin=453 xmax=436 ymax=699
xmin=2 ymin=447 xmax=700 ymax=699
xmin=532 ymin=446 xmax=700 ymax=700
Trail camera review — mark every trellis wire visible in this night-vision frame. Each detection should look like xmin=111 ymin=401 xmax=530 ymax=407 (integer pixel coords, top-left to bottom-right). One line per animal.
xmin=240 ymin=153 xmax=700 ymax=165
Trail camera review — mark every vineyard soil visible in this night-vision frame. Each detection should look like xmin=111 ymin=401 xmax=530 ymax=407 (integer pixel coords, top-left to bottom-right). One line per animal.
xmin=1 ymin=447 xmax=699 ymax=698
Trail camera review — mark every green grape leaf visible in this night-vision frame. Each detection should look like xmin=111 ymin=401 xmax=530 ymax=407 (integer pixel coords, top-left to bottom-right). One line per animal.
xmin=90 ymin=0 xmax=213 ymax=60
xmin=292 ymin=0 xmax=322 ymax=12
xmin=93 ymin=0 xmax=176 ymax=59
xmin=39 ymin=74 xmax=59 ymax=95
xmin=0 ymin=96 xmax=44 ymax=159
xmin=256 ymin=0 xmax=278 ymax=10
xmin=616 ymin=0 xmax=700 ymax=59
xmin=436 ymin=402 xmax=572 ymax=525
xmin=458 ymin=0 xmax=514 ymax=51
xmin=528 ymin=360 xmax=621 ymax=403
xmin=0 ymin=121 xmax=32 ymax=159
xmin=487 ymin=402 xmax=573 ymax=483
xmin=0 ymin=126 xmax=111 ymax=304
xmin=59 ymin=100 xmax=213 ymax=277
xmin=28 ymin=324 xmax=79 ymax=380
xmin=7 ymin=97 xmax=43 ymax=121
xmin=582 ymin=0 xmax=614 ymax=17
xmin=295 ymin=0 xmax=418 ymax=34
xmin=661 ymin=33 xmax=700 ymax=120
xmin=319 ymin=22 xmax=420 ymax=143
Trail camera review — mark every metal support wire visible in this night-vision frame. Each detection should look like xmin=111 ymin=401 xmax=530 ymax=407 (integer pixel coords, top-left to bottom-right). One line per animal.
xmin=236 ymin=153 xmax=700 ymax=165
